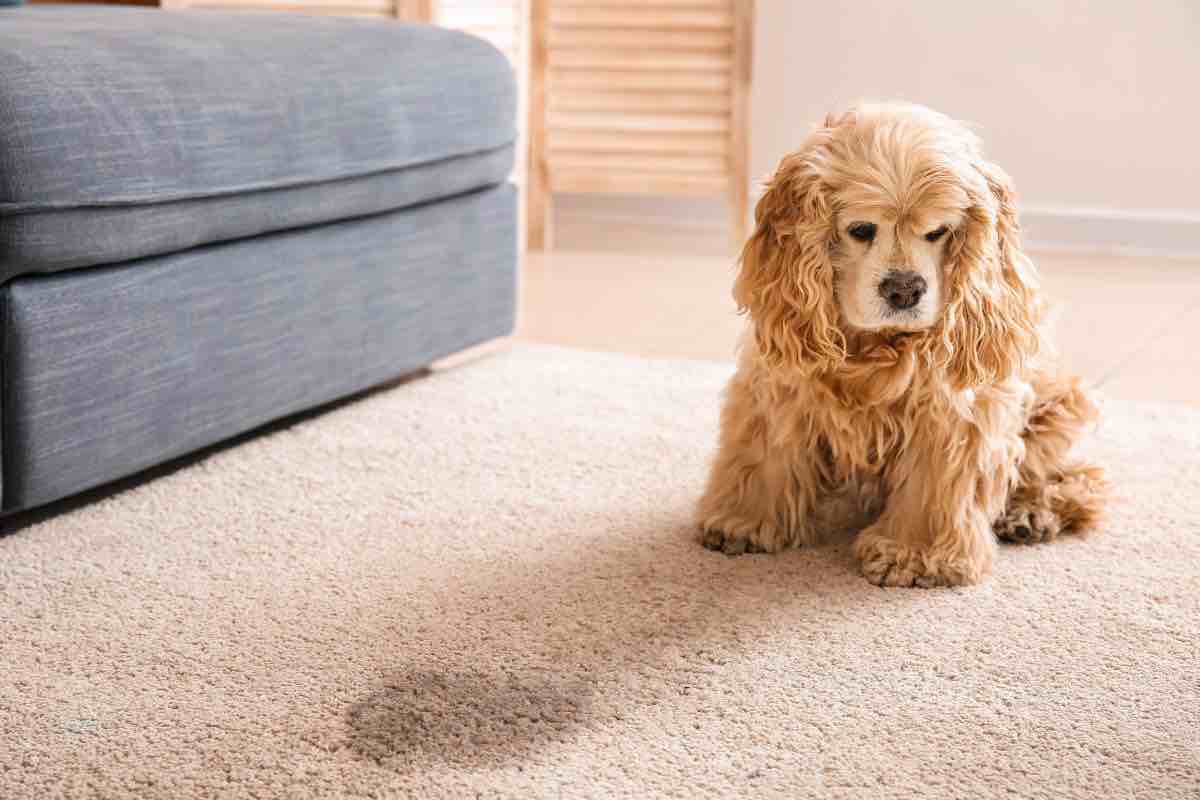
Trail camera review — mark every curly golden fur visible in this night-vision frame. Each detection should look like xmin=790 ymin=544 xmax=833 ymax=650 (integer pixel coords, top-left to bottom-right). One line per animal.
xmin=697 ymin=103 xmax=1108 ymax=587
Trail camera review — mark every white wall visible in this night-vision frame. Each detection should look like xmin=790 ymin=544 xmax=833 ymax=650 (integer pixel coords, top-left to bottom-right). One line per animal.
xmin=749 ymin=0 xmax=1200 ymax=252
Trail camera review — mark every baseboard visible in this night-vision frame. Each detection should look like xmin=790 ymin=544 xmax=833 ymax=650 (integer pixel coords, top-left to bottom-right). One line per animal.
xmin=552 ymin=194 xmax=1200 ymax=259
xmin=1019 ymin=207 xmax=1200 ymax=259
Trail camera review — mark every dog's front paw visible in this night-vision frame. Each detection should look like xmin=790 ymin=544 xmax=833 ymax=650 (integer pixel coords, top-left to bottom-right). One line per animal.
xmin=697 ymin=515 xmax=785 ymax=557
xmin=853 ymin=532 xmax=984 ymax=588
xmin=700 ymin=527 xmax=768 ymax=556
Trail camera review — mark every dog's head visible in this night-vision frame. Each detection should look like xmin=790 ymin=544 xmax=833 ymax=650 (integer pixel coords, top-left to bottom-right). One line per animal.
xmin=736 ymin=103 xmax=1041 ymax=388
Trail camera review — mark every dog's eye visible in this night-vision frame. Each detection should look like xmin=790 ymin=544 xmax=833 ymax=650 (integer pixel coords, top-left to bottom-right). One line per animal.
xmin=847 ymin=223 xmax=877 ymax=242
xmin=925 ymin=225 xmax=950 ymax=242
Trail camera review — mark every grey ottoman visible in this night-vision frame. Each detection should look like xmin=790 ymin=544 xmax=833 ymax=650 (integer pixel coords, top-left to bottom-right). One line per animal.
xmin=0 ymin=8 xmax=517 ymax=512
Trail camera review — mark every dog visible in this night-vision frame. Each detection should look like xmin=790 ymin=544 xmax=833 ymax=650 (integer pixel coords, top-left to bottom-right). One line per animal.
xmin=697 ymin=103 xmax=1107 ymax=587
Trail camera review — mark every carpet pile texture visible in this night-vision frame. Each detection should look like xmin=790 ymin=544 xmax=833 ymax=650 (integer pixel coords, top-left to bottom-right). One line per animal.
xmin=1 ymin=345 xmax=1197 ymax=799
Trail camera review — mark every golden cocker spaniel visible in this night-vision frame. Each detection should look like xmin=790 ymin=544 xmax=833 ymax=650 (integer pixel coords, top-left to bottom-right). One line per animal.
xmin=698 ymin=103 xmax=1107 ymax=587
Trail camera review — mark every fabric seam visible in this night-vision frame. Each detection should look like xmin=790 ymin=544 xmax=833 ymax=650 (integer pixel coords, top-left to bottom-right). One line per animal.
xmin=0 ymin=140 xmax=517 ymax=216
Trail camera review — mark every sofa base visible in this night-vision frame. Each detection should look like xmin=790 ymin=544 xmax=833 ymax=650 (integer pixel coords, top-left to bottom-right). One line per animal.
xmin=0 ymin=183 xmax=516 ymax=512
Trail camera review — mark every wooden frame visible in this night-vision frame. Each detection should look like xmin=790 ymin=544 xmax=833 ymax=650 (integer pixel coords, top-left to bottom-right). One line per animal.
xmin=526 ymin=0 xmax=753 ymax=251
xmin=525 ymin=0 xmax=552 ymax=249
xmin=395 ymin=0 xmax=431 ymax=19
xmin=729 ymin=0 xmax=753 ymax=246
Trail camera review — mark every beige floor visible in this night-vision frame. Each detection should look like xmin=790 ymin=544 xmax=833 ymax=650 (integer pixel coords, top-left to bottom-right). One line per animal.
xmin=7 ymin=346 xmax=1198 ymax=798
xmin=517 ymin=227 xmax=1200 ymax=407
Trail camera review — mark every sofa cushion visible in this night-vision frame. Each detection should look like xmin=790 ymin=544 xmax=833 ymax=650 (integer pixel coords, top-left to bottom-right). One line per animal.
xmin=1 ymin=183 xmax=516 ymax=511
xmin=0 ymin=7 xmax=516 ymax=279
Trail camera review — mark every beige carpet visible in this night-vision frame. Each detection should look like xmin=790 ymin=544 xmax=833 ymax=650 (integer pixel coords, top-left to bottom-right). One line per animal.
xmin=1 ymin=345 xmax=1197 ymax=799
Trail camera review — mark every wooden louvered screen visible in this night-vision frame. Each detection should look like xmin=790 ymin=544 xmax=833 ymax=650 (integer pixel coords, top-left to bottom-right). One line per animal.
xmin=526 ymin=0 xmax=753 ymax=250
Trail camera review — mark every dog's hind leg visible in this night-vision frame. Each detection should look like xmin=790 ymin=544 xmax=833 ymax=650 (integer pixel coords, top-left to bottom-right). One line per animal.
xmin=995 ymin=373 xmax=1109 ymax=544
xmin=995 ymin=464 xmax=1108 ymax=544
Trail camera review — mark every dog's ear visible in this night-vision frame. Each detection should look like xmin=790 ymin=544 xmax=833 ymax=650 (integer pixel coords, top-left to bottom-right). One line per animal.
xmin=936 ymin=159 xmax=1042 ymax=388
xmin=734 ymin=135 xmax=845 ymax=374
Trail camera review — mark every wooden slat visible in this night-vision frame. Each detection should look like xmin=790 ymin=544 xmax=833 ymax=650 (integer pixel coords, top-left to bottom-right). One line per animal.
xmin=552 ymin=152 xmax=728 ymax=174
xmin=551 ymin=68 xmax=730 ymax=92
xmin=549 ymin=129 xmax=728 ymax=156
xmin=548 ymin=111 xmax=729 ymax=133
xmin=549 ymin=50 xmax=730 ymax=72
xmin=549 ymin=90 xmax=729 ymax=114
xmin=550 ymin=170 xmax=729 ymax=196
xmin=549 ymin=27 xmax=731 ymax=51
xmin=550 ymin=7 xmax=732 ymax=30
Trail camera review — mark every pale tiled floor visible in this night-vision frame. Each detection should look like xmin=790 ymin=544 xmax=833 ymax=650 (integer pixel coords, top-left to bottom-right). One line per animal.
xmin=515 ymin=228 xmax=1200 ymax=407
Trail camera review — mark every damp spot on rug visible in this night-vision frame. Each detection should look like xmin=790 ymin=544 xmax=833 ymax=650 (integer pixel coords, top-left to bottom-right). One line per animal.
xmin=345 ymin=668 xmax=592 ymax=771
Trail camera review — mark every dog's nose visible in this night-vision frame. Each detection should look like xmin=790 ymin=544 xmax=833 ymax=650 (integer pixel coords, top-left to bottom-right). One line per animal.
xmin=878 ymin=271 xmax=927 ymax=311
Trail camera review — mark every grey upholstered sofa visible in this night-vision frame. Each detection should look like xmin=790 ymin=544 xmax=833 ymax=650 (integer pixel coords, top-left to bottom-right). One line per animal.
xmin=0 ymin=8 xmax=517 ymax=512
